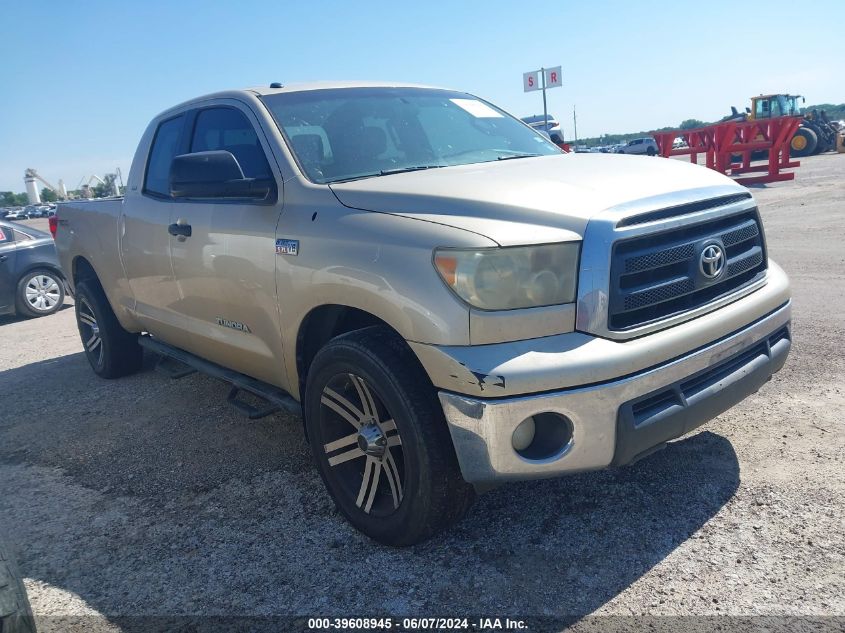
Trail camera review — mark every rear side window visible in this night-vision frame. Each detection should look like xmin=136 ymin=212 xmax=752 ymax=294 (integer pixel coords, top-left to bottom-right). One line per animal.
xmin=145 ymin=115 xmax=185 ymax=197
xmin=0 ymin=227 xmax=10 ymax=244
xmin=190 ymin=108 xmax=272 ymax=179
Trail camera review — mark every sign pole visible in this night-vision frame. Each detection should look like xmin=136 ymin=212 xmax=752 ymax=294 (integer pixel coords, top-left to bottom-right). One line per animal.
xmin=541 ymin=67 xmax=548 ymax=131
xmin=523 ymin=65 xmax=560 ymax=136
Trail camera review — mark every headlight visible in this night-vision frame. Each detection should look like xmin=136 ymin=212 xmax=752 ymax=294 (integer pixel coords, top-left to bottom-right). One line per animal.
xmin=434 ymin=242 xmax=580 ymax=311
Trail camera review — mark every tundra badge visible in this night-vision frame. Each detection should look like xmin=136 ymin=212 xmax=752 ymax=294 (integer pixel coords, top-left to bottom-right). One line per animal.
xmin=215 ymin=317 xmax=251 ymax=333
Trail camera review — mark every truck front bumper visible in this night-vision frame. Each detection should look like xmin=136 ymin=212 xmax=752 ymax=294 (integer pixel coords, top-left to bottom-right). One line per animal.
xmin=435 ymin=297 xmax=791 ymax=485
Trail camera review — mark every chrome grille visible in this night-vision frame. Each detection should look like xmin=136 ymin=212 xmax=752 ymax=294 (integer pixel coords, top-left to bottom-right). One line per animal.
xmin=608 ymin=209 xmax=767 ymax=330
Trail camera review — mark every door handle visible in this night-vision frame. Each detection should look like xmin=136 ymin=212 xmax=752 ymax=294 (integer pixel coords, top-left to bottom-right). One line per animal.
xmin=0 ymin=255 xmax=7 ymax=263
xmin=168 ymin=222 xmax=192 ymax=238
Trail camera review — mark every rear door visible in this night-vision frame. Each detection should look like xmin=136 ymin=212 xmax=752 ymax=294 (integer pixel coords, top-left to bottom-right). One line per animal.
xmin=169 ymin=103 xmax=286 ymax=386
xmin=121 ymin=114 xmax=188 ymax=345
xmin=0 ymin=226 xmax=17 ymax=313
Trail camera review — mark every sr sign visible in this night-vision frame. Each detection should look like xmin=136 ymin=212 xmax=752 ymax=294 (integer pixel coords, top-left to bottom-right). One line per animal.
xmin=523 ymin=66 xmax=562 ymax=92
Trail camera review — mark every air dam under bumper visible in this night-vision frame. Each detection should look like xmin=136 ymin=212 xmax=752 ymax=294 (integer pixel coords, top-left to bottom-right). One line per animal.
xmin=438 ymin=302 xmax=791 ymax=484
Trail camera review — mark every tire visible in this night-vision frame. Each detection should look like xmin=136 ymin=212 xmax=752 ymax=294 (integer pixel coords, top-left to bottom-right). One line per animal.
xmin=74 ymin=280 xmax=143 ymax=378
xmin=15 ymin=269 xmax=64 ymax=318
xmin=790 ymin=127 xmax=818 ymax=157
xmin=647 ymin=147 xmax=656 ymax=156
xmin=0 ymin=540 xmax=36 ymax=633
xmin=304 ymin=326 xmax=475 ymax=546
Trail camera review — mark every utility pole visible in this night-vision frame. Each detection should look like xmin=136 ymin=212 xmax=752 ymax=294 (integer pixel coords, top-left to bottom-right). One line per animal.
xmin=573 ymin=106 xmax=578 ymax=144
xmin=541 ymin=67 xmax=548 ymax=131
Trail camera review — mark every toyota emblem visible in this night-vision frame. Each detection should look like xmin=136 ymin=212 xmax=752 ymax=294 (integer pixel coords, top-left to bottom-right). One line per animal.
xmin=700 ymin=244 xmax=725 ymax=279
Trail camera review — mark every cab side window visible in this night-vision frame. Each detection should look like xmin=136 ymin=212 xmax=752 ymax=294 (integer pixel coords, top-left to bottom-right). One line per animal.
xmin=144 ymin=115 xmax=185 ymax=197
xmin=190 ymin=108 xmax=272 ymax=180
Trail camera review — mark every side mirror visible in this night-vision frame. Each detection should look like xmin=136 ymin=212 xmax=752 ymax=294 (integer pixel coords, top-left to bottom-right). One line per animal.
xmin=169 ymin=151 xmax=274 ymax=200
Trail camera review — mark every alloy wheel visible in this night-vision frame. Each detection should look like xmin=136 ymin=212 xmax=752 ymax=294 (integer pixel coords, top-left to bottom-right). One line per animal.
xmin=77 ymin=296 xmax=104 ymax=367
xmin=319 ymin=373 xmax=404 ymax=516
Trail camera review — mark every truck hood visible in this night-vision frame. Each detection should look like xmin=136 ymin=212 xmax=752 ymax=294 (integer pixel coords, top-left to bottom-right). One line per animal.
xmin=329 ymin=153 xmax=745 ymax=245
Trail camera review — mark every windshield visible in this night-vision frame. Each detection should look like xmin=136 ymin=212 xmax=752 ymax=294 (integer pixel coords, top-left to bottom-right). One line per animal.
xmin=260 ymin=87 xmax=561 ymax=183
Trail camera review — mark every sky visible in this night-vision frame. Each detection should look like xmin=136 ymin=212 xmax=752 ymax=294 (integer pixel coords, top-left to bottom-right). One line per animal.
xmin=1 ymin=0 xmax=842 ymax=193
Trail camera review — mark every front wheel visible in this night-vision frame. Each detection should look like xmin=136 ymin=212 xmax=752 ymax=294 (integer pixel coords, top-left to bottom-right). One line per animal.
xmin=304 ymin=327 xmax=475 ymax=546
xmin=791 ymin=127 xmax=818 ymax=157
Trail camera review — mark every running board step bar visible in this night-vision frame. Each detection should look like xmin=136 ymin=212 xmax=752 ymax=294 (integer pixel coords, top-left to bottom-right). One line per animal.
xmin=226 ymin=386 xmax=282 ymax=420
xmin=154 ymin=354 xmax=197 ymax=379
xmin=138 ymin=335 xmax=302 ymax=419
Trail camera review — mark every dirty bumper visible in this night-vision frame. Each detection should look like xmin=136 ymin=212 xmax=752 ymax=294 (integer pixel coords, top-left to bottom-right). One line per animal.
xmin=437 ymin=302 xmax=791 ymax=484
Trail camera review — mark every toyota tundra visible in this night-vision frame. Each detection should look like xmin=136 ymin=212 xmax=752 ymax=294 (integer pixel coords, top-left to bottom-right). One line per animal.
xmin=54 ymin=82 xmax=791 ymax=545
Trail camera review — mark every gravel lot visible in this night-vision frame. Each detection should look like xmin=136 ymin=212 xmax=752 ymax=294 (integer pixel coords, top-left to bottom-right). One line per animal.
xmin=1 ymin=154 xmax=843 ymax=632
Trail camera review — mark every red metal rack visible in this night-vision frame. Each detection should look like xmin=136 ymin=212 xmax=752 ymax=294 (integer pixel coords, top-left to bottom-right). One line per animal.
xmin=651 ymin=117 xmax=802 ymax=185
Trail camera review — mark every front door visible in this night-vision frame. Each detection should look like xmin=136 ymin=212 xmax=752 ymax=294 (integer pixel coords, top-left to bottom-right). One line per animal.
xmin=120 ymin=114 xmax=187 ymax=345
xmin=169 ymin=104 xmax=286 ymax=386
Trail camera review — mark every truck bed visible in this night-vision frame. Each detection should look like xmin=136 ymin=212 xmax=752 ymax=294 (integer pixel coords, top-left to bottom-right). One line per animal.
xmin=55 ymin=197 xmax=127 ymax=308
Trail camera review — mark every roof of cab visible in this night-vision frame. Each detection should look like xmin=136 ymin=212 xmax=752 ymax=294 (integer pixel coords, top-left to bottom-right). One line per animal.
xmin=154 ymin=81 xmax=454 ymax=120
xmin=247 ymin=80 xmax=448 ymax=95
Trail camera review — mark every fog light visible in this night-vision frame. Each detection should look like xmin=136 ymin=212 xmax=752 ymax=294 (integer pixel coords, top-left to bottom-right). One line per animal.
xmin=511 ymin=417 xmax=536 ymax=451
xmin=512 ymin=412 xmax=573 ymax=461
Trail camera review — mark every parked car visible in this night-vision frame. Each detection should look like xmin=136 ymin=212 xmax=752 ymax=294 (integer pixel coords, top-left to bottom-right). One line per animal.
xmin=0 ymin=220 xmax=66 ymax=318
xmin=616 ymin=137 xmax=659 ymax=155
xmin=520 ymin=115 xmax=565 ymax=148
xmin=521 ymin=114 xmax=560 ymax=135
xmin=55 ymin=81 xmax=791 ymax=545
xmin=23 ymin=206 xmax=52 ymax=219
xmin=4 ymin=210 xmax=28 ymax=221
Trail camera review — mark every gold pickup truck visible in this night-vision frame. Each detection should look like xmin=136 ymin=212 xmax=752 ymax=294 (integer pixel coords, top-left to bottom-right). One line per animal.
xmin=55 ymin=82 xmax=791 ymax=545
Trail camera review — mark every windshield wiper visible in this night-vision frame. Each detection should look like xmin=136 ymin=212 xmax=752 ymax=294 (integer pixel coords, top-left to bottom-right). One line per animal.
xmin=379 ymin=165 xmax=446 ymax=176
xmin=326 ymin=165 xmax=446 ymax=184
xmin=496 ymin=153 xmax=542 ymax=161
